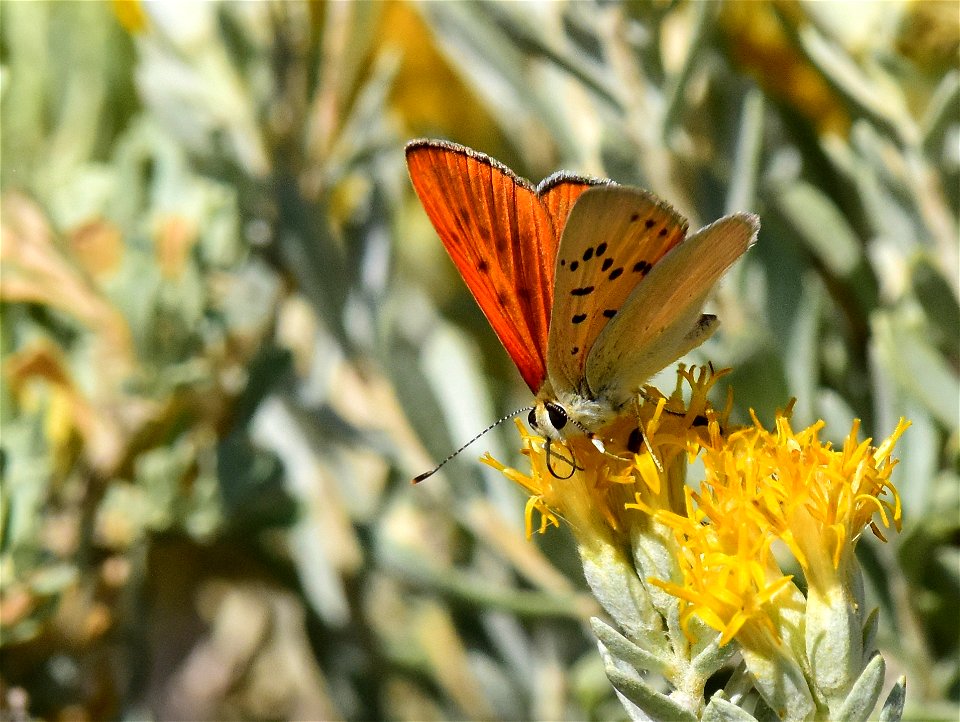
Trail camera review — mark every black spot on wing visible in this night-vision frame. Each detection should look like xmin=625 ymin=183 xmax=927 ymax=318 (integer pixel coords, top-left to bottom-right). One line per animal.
xmin=478 ymin=259 xmax=489 ymax=272
xmin=608 ymin=267 xmax=623 ymax=280
xmin=596 ymin=242 xmax=607 ymax=256
xmin=633 ymin=260 xmax=652 ymax=275
xmin=644 ymin=218 xmax=655 ymax=229
xmin=658 ymin=227 xmax=668 ymax=237
xmin=602 ymin=309 xmax=617 ymax=318
xmin=601 ymin=258 xmax=613 ymax=271
xmin=559 ymin=259 xmax=566 ymax=267
xmin=571 ymin=346 xmax=579 ymax=355
xmin=572 ymin=313 xmax=587 ymax=324
xmin=630 ymin=212 xmax=640 ymax=222
xmin=570 ymin=260 xmax=579 ymax=271
xmin=571 ymin=286 xmax=595 ymax=296
xmin=582 ymin=247 xmax=594 ymax=261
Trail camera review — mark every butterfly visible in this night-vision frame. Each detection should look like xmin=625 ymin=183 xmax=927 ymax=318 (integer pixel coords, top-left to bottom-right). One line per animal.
xmin=407 ymin=139 xmax=758 ymax=477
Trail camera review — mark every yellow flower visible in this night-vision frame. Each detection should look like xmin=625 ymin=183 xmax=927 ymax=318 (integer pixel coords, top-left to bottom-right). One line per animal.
xmin=483 ymin=365 xmax=909 ymax=720
xmin=482 ymin=365 xmax=728 ymax=544
xmin=653 ymin=410 xmax=906 ymax=641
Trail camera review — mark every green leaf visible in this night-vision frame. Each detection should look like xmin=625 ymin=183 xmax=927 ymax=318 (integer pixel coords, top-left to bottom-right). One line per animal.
xmin=861 ymin=607 xmax=879 ymax=658
xmin=835 ymin=652 xmax=885 ymax=722
xmin=774 ymin=180 xmax=862 ymax=277
xmin=726 ymin=89 xmax=765 ymax=216
xmin=702 ymin=691 xmax=759 ymax=722
xmin=921 ymin=70 xmax=960 ymax=158
xmin=878 ymin=676 xmax=906 ymax=722
xmin=590 ymin=616 xmax=669 ymax=677
xmin=795 ymin=23 xmax=908 ymax=140
xmin=691 ymin=634 xmax=739 ymax=681
xmin=911 ymin=255 xmax=960 ymax=353
xmin=661 ymin=0 xmax=715 ymax=141
xmin=785 ymin=273 xmax=824 ymax=427
xmin=872 ymin=312 xmax=960 ymax=427
xmin=604 ymin=665 xmax=697 ymax=722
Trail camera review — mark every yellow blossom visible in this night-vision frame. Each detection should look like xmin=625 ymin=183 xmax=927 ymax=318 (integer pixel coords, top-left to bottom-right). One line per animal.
xmin=483 ymin=365 xmax=909 ymax=720
xmin=482 ymin=365 xmax=729 ymax=544
xmin=486 ymin=366 xmax=906 ymax=652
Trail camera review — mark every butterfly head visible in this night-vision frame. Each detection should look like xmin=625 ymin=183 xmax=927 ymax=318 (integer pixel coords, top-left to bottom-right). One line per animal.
xmin=528 ymin=391 xmax=614 ymax=442
xmin=527 ymin=401 xmax=570 ymax=440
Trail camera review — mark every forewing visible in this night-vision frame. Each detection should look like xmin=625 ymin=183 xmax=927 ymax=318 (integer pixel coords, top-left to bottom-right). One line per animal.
xmin=406 ymin=140 xmax=584 ymax=392
xmin=547 ymin=185 xmax=689 ymax=396
xmin=586 ymin=213 xmax=759 ymax=401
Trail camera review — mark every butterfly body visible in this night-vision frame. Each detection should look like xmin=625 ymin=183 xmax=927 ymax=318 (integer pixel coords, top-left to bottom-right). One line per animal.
xmin=406 ymin=139 xmax=759 ymax=450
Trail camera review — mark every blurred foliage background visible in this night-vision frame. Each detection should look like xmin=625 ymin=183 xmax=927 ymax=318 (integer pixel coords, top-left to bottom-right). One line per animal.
xmin=0 ymin=1 xmax=957 ymax=720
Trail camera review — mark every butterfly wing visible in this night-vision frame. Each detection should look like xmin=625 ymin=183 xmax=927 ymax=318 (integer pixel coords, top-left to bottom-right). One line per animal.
xmin=538 ymin=171 xmax=610 ymax=229
xmin=585 ymin=213 xmax=759 ymax=402
xmin=406 ymin=140 xmax=600 ymax=392
xmin=547 ymin=185 xmax=689 ymax=396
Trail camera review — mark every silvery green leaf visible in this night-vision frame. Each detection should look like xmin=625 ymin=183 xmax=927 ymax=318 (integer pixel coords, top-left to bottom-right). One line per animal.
xmin=722 ymin=662 xmax=755 ymax=708
xmin=773 ymin=181 xmax=862 ymax=277
xmin=702 ymin=691 xmax=759 ymax=722
xmin=631 ymin=524 xmax=684 ymax=616
xmin=726 ymin=89 xmax=765 ymax=216
xmin=741 ymin=645 xmax=815 ymax=722
xmin=420 ymin=323 xmax=517 ymax=505
xmin=911 ymin=256 xmax=960 ymax=350
xmin=414 ymin=1 xmax=608 ymax=149
xmin=660 ymin=0 xmax=714 ymax=140
xmin=796 ymin=23 xmax=909 ymax=140
xmin=581 ymin=541 xmax=664 ymax=646
xmin=878 ymin=676 xmax=906 ymax=722
xmin=805 ymin=584 xmax=863 ymax=704
xmin=861 ymin=607 xmax=879 ymax=658
xmin=473 ymin=1 xmax=619 ymax=109
xmin=872 ymin=312 xmax=960 ymax=427
xmin=590 ymin=616 xmax=669 ymax=677
xmin=921 ymin=70 xmax=960 ymax=158
xmin=785 ymin=273 xmax=824 ymax=427
xmin=935 ymin=543 xmax=960 ymax=590
xmin=604 ymin=665 xmax=697 ymax=722
xmin=752 ymin=695 xmax=780 ymax=722
xmin=691 ymin=633 xmax=738 ymax=680
xmin=835 ymin=653 xmax=885 ymax=722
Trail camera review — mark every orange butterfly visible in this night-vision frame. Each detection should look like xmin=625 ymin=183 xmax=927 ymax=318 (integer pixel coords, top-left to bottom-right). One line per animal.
xmin=407 ymin=140 xmax=758 ymax=477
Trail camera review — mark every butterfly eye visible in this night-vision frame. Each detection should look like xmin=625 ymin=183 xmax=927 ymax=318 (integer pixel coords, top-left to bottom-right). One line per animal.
xmin=546 ymin=402 xmax=568 ymax=430
xmin=527 ymin=409 xmax=539 ymax=429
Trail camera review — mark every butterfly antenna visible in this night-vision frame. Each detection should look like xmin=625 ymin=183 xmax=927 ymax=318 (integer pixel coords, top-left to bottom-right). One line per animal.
xmin=413 ymin=407 xmax=532 ymax=483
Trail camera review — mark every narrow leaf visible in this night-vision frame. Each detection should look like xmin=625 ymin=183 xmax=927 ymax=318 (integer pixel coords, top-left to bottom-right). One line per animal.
xmin=836 ymin=653 xmax=885 ymax=722
xmin=590 ymin=617 xmax=670 ymax=677
xmin=878 ymin=676 xmax=906 ymax=722
xmin=702 ymin=691 xmax=759 ymax=722
xmin=604 ymin=666 xmax=697 ymax=722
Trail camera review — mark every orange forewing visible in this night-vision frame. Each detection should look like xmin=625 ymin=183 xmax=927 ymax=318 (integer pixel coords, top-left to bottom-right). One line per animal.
xmin=406 ymin=140 xmax=601 ymax=392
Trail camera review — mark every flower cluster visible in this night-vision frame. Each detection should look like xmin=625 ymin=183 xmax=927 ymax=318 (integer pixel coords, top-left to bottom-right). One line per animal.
xmin=484 ymin=365 xmax=908 ymax=721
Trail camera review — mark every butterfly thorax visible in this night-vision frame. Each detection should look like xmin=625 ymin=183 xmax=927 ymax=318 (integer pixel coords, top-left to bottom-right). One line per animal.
xmin=530 ymin=383 xmax=621 ymax=441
